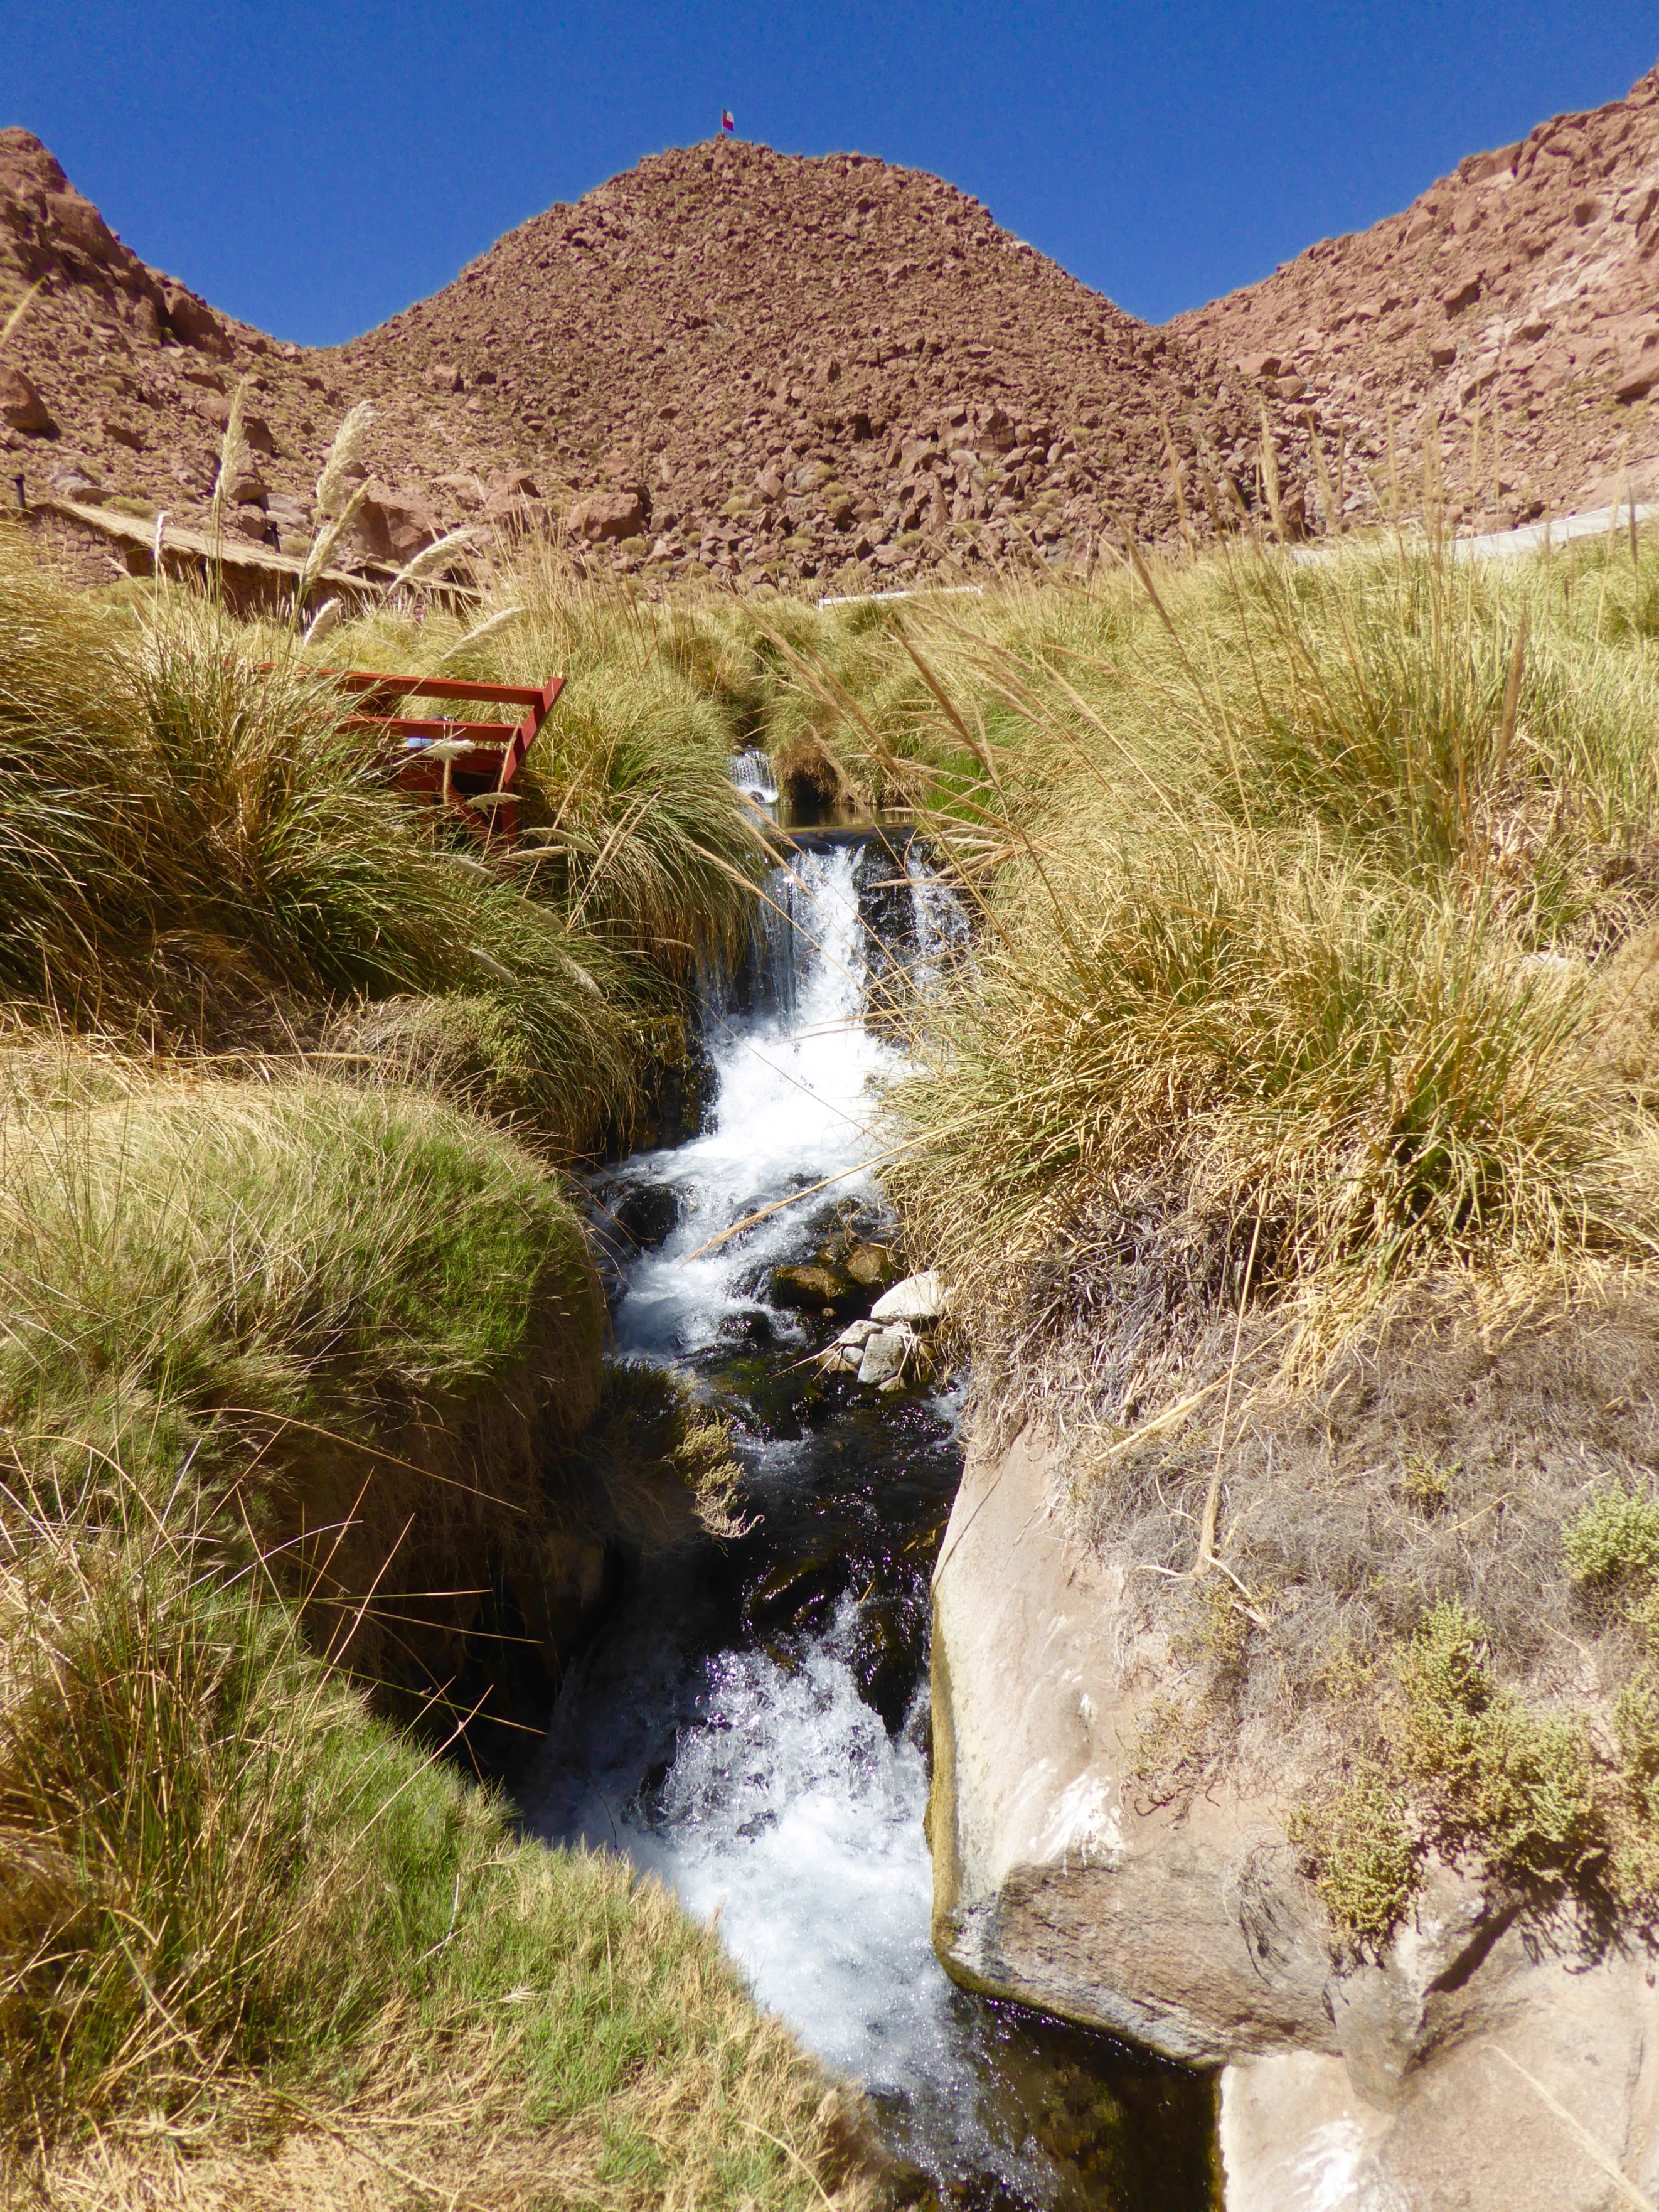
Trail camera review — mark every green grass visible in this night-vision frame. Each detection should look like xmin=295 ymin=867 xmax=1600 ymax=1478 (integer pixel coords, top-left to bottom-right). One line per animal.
xmin=0 ymin=522 xmax=773 ymax=1155
xmin=0 ymin=1045 xmax=852 ymax=2204
xmin=0 ymin=1474 xmax=847 ymax=2208
xmin=0 ymin=1048 xmax=605 ymax=1696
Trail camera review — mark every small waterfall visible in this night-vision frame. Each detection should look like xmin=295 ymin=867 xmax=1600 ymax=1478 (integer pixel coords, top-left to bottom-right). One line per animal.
xmin=531 ymin=838 xmax=1214 ymax=2209
xmin=729 ymin=745 xmax=780 ymax=807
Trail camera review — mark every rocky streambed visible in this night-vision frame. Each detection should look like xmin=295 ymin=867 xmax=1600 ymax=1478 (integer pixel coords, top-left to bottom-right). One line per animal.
xmin=524 ymin=836 xmax=1217 ymax=2209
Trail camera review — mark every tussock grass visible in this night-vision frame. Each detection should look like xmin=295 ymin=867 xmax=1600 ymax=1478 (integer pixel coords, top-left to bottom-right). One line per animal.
xmin=720 ymin=521 xmax=1659 ymax=1945
xmin=848 ymin=533 xmax=1659 ymax=1381
xmin=0 ymin=1047 xmax=604 ymax=1698
xmin=0 ymin=521 xmax=774 ymax=1153
xmin=0 ymin=1468 xmax=855 ymax=2207
xmin=0 ymin=1047 xmax=855 ymax=2204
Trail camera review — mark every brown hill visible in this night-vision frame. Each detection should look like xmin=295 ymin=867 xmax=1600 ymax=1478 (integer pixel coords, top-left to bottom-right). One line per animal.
xmin=1171 ymin=61 xmax=1659 ymax=530
xmin=0 ymin=126 xmax=1259 ymax=592
xmin=335 ymin=136 xmax=1259 ymax=584
xmin=11 ymin=60 xmax=1658 ymax=592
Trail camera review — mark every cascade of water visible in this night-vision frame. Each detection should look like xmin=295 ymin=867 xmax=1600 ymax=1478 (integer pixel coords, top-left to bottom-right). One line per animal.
xmin=531 ymin=837 xmax=1212 ymax=2209
xmin=609 ymin=843 xmax=890 ymax=1360
xmin=729 ymin=746 xmax=781 ymax=807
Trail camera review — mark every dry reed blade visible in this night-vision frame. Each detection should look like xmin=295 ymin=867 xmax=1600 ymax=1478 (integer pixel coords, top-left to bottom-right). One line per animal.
xmin=1495 ymin=607 xmax=1528 ymax=784
xmin=1257 ymin=401 xmax=1286 ymax=542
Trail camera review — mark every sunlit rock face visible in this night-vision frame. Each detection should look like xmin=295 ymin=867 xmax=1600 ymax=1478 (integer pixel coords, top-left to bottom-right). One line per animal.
xmin=930 ymin=1421 xmax=1659 ymax=2210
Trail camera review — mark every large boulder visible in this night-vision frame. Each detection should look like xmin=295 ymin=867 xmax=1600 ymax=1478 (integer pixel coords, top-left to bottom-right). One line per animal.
xmin=163 ymin=285 xmax=231 ymax=357
xmin=929 ymin=1423 xmax=1659 ymax=2210
xmin=1 ymin=364 xmax=54 ymax=434
xmin=343 ymin=479 xmax=441 ymax=563
xmin=567 ymin=486 xmax=646 ymax=543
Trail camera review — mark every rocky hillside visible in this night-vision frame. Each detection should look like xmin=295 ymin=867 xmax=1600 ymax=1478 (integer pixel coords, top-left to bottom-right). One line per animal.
xmin=7 ymin=58 xmax=1659 ymax=589
xmin=334 ymin=137 xmax=1257 ymax=585
xmin=0 ymin=126 xmax=1256 ymax=590
xmin=1173 ymin=61 xmax=1659 ymax=528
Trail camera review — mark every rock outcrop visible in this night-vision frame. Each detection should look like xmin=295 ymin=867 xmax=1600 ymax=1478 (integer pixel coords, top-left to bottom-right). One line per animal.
xmin=929 ymin=1423 xmax=1659 ymax=2209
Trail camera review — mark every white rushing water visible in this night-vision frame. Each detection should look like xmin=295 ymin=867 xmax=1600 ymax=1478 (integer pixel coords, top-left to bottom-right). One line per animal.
xmin=611 ymin=845 xmax=901 ymax=1361
xmin=531 ymin=843 xmax=1067 ymax=2197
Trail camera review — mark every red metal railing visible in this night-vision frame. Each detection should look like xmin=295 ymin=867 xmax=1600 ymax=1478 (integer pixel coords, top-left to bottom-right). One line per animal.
xmin=331 ymin=671 xmax=565 ymax=843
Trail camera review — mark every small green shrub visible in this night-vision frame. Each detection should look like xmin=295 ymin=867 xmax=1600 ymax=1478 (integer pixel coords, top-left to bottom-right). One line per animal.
xmin=1395 ymin=1601 xmax=1603 ymax=1893
xmin=1289 ymin=1770 xmax=1421 ymax=1945
xmin=1564 ymin=1490 xmax=1659 ymax=1586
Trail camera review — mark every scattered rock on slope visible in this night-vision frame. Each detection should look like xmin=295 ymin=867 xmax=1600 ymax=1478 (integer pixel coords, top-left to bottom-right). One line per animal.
xmin=1170 ymin=60 xmax=1659 ymax=530
xmin=336 ymin=136 xmax=1261 ymax=585
xmin=11 ymin=58 xmax=1659 ymax=592
xmin=0 ymin=124 xmax=1265 ymax=589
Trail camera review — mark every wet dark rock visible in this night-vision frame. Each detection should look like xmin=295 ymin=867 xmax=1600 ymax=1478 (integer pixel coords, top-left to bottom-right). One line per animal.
xmin=724 ymin=1308 xmax=779 ymax=1349
xmin=611 ymin=1179 xmax=679 ymax=1251
xmin=744 ymin=1552 xmax=846 ymax=1637
xmin=851 ymin=1598 xmax=923 ymax=1731
xmin=770 ymin=1259 xmax=860 ymax=1314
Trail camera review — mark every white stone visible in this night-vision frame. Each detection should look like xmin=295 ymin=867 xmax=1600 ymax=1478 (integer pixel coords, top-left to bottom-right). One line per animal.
xmin=856 ymin=1324 xmax=912 ymax=1384
xmin=870 ymin=1269 xmax=948 ymax=1323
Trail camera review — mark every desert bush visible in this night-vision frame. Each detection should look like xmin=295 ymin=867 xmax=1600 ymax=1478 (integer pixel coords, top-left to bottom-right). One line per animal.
xmin=1564 ymin=1488 xmax=1659 ymax=1588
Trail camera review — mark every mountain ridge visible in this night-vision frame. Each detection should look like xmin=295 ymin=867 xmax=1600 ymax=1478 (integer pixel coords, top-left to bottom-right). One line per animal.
xmin=4 ymin=61 xmax=1658 ymax=592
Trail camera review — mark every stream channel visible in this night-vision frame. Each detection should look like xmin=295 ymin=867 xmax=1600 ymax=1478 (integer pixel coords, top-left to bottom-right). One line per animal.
xmin=525 ymin=793 xmax=1216 ymax=2209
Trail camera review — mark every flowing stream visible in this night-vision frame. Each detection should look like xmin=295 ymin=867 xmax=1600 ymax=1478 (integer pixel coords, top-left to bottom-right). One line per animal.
xmin=526 ymin=826 xmax=1215 ymax=2208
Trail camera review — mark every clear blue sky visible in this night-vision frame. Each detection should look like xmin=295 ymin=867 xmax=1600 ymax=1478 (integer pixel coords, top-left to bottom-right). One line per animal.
xmin=8 ymin=3 xmax=1657 ymax=346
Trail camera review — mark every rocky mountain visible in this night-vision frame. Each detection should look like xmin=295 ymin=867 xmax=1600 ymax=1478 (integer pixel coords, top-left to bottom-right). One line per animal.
xmin=1173 ymin=61 xmax=1659 ymax=529
xmin=0 ymin=126 xmax=1256 ymax=590
xmin=333 ymin=136 xmax=1262 ymax=584
xmin=5 ymin=57 xmax=1659 ymax=591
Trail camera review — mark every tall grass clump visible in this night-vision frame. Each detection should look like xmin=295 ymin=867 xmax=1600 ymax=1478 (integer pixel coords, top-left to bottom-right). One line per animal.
xmin=890 ymin=816 xmax=1630 ymax=1380
xmin=0 ymin=520 xmax=779 ymax=1151
xmin=0 ymin=1045 xmax=855 ymax=2203
xmin=0 ymin=1044 xmax=604 ymax=1699
xmin=0 ymin=1465 xmax=852 ymax=2205
xmin=876 ymin=530 xmax=1659 ymax=1382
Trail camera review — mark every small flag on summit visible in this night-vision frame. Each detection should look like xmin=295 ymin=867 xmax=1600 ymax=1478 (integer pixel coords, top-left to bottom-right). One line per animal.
xmin=721 ymin=110 xmax=735 ymax=134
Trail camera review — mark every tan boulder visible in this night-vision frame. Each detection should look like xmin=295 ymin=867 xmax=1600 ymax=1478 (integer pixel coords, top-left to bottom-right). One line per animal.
xmin=931 ymin=1421 xmax=1659 ymax=2210
xmin=344 ymin=480 xmax=441 ymax=562
xmin=1 ymin=365 xmax=54 ymax=435
xmin=45 ymin=189 xmax=120 ymax=267
xmin=163 ymin=286 xmax=230 ymax=357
